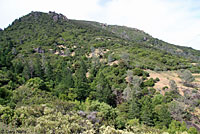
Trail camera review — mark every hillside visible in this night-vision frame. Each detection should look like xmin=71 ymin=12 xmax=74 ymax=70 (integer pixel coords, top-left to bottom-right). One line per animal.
xmin=74 ymin=20 xmax=200 ymax=62
xmin=0 ymin=11 xmax=199 ymax=133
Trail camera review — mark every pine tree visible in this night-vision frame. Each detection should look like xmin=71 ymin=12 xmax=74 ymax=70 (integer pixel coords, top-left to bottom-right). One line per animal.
xmin=128 ymin=98 xmax=141 ymax=119
xmin=61 ymin=67 xmax=73 ymax=90
xmin=154 ymin=104 xmax=172 ymax=128
xmin=44 ymin=60 xmax=53 ymax=81
xmin=91 ymin=72 xmax=114 ymax=104
xmin=140 ymin=96 xmax=154 ymax=126
xmin=34 ymin=57 xmax=44 ymax=78
xmin=74 ymin=60 xmax=89 ymax=100
xmin=22 ymin=62 xmax=31 ymax=80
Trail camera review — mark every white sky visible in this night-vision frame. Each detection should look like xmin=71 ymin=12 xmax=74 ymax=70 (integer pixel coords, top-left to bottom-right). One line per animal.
xmin=1 ymin=0 xmax=200 ymax=50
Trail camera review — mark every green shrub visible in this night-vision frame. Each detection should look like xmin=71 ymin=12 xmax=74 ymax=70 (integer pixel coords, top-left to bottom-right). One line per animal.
xmin=133 ymin=68 xmax=144 ymax=76
xmin=26 ymin=77 xmax=49 ymax=91
xmin=143 ymin=78 xmax=155 ymax=87
xmin=0 ymin=105 xmax=14 ymax=124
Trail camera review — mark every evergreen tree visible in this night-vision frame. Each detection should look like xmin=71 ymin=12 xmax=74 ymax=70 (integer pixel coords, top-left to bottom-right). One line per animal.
xmin=34 ymin=58 xmax=44 ymax=78
xmin=13 ymin=60 xmax=24 ymax=74
xmin=154 ymin=104 xmax=172 ymax=128
xmin=91 ymin=72 xmax=113 ymax=104
xmin=22 ymin=62 xmax=31 ymax=80
xmin=59 ymin=67 xmax=74 ymax=93
xmin=128 ymin=97 xmax=141 ymax=119
xmin=44 ymin=60 xmax=53 ymax=81
xmin=140 ymin=96 xmax=154 ymax=126
xmin=74 ymin=60 xmax=89 ymax=100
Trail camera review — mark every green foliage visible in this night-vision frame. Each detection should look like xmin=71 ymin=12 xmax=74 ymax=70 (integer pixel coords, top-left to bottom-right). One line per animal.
xmin=56 ymin=66 xmax=74 ymax=94
xmin=11 ymin=104 xmax=95 ymax=133
xmin=0 ymin=11 xmax=199 ymax=133
xmin=139 ymin=96 xmax=154 ymax=126
xmin=74 ymin=60 xmax=89 ymax=101
xmin=0 ymin=88 xmax=11 ymax=105
xmin=87 ymin=100 xmax=117 ymax=125
xmin=90 ymin=72 xmax=115 ymax=105
xmin=11 ymin=85 xmax=56 ymax=107
xmin=0 ymin=105 xmax=14 ymax=124
xmin=143 ymin=78 xmax=155 ymax=87
xmin=168 ymin=120 xmax=188 ymax=134
xmin=133 ymin=68 xmax=145 ymax=76
xmin=188 ymin=127 xmax=198 ymax=134
xmin=154 ymin=104 xmax=172 ymax=128
xmin=128 ymin=98 xmax=141 ymax=119
xmin=26 ymin=77 xmax=49 ymax=91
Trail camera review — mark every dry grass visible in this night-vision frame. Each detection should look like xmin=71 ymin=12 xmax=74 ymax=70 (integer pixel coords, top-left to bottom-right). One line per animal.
xmin=146 ymin=70 xmax=200 ymax=96
xmin=108 ymin=60 xmax=119 ymax=66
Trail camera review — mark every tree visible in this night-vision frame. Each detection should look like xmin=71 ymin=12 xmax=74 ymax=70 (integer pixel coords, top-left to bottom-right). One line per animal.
xmin=131 ymin=76 xmax=142 ymax=87
xmin=90 ymin=72 xmax=115 ymax=105
xmin=143 ymin=78 xmax=155 ymax=87
xmin=57 ymin=67 xmax=74 ymax=93
xmin=121 ymin=52 xmax=129 ymax=62
xmin=108 ymin=54 xmax=114 ymax=63
xmin=95 ymin=73 xmax=111 ymax=103
xmin=168 ymin=101 xmax=186 ymax=121
xmin=120 ymin=52 xmax=129 ymax=66
xmin=179 ymin=70 xmax=194 ymax=84
xmin=168 ymin=120 xmax=188 ymax=134
xmin=13 ymin=60 xmax=23 ymax=74
xmin=126 ymin=70 xmax=133 ymax=84
xmin=44 ymin=60 xmax=53 ymax=81
xmin=140 ymin=96 xmax=154 ymax=126
xmin=132 ymin=68 xmax=144 ymax=76
xmin=116 ymin=102 xmax=130 ymax=129
xmin=34 ymin=57 xmax=44 ymax=78
xmin=122 ymin=85 xmax=132 ymax=101
xmin=128 ymin=98 xmax=141 ymax=119
xmin=0 ymin=88 xmax=11 ymax=105
xmin=26 ymin=77 xmax=49 ymax=91
xmin=28 ymin=60 xmax=34 ymax=78
xmin=154 ymin=104 xmax=172 ymax=128
xmin=74 ymin=60 xmax=89 ymax=100
xmin=22 ymin=62 xmax=31 ymax=80
xmin=188 ymin=127 xmax=198 ymax=134
xmin=169 ymin=80 xmax=177 ymax=90
xmin=152 ymin=94 xmax=164 ymax=106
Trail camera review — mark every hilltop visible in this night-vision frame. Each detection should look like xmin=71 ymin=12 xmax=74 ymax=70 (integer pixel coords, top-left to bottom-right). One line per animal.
xmin=0 ymin=11 xmax=199 ymax=133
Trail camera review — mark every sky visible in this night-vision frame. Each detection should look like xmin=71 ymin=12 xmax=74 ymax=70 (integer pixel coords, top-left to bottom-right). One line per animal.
xmin=1 ymin=0 xmax=200 ymax=50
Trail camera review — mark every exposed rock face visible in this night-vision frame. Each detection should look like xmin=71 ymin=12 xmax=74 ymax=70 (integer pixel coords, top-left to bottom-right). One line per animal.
xmin=48 ymin=11 xmax=68 ymax=22
xmin=29 ymin=11 xmax=42 ymax=20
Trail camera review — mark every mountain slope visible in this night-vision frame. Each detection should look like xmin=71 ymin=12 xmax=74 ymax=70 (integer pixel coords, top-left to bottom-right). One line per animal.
xmin=0 ymin=11 xmax=199 ymax=133
xmin=74 ymin=20 xmax=200 ymax=62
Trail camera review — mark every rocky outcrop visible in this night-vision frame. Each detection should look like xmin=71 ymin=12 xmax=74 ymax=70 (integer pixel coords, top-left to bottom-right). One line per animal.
xmin=29 ymin=11 xmax=42 ymax=20
xmin=48 ymin=11 xmax=68 ymax=22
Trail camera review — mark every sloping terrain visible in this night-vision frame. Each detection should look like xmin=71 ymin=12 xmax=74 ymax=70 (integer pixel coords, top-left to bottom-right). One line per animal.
xmin=0 ymin=11 xmax=199 ymax=133
xmin=147 ymin=70 xmax=200 ymax=94
xmin=75 ymin=20 xmax=200 ymax=62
